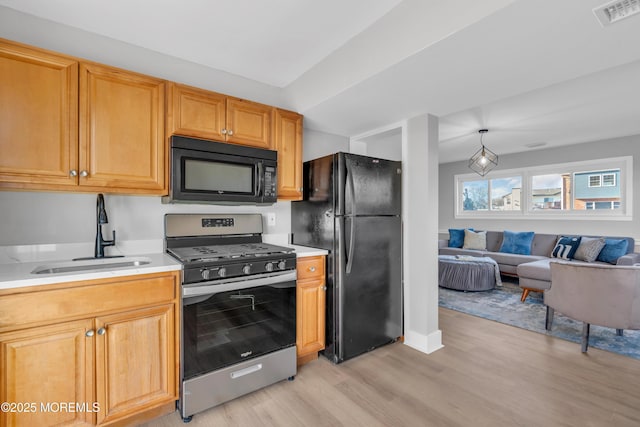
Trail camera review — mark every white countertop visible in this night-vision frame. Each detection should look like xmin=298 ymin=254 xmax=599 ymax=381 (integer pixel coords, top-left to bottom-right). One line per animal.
xmin=0 ymin=239 xmax=327 ymax=291
xmin=289 ymin=244 xmax=329 ymax=258
xmin=0 ymin=252 xmax=181 ymax=291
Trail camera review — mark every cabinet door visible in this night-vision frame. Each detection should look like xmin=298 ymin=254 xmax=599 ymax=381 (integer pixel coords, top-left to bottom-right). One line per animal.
xmin=166 ymin=82 xmax=226 ymax=141
xmin=226 ymin=97 xmax=272 ymax=149
xmin=296 ymin=256 xmax=326 ymax=360
xmin=79 ymin=63 xmax=166 ymax=194
xmin=94 ymin=304 xmax=176 ymax=425
xmin=274 ymin=109 xmax=303 ymax=200
xmin=0 ymin=319 xmax=94 ymax=427
xmin=0 ymin=40 xmax=79 ymax=189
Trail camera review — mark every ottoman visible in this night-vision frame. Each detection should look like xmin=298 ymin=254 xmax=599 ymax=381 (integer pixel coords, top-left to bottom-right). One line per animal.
xmin=438 ymin=255 xmax=498 ymax=291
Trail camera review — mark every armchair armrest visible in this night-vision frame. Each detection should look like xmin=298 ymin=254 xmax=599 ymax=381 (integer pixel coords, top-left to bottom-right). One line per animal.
xmin=617 ymin=252 xmax=640 ymax=266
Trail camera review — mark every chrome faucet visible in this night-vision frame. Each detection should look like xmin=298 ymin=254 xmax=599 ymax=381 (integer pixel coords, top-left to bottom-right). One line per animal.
xmin=95 ymin=193 xmax=116 ymax=258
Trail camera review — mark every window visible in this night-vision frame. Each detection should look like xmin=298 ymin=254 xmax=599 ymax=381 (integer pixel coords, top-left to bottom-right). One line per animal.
xmin=603 ymin=173 xmax=616 ymax=186
xmin=455 ymin=156 xmax=632 ymax=220
xmin=588 ymin=172 xmax=616 ymax=187
xmin=460 ymin=176 xmax=522 ymax=212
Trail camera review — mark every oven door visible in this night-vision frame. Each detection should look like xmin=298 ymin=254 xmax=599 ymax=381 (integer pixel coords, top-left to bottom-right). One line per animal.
xmin=182 ymin=271 xmax=296 ymax=380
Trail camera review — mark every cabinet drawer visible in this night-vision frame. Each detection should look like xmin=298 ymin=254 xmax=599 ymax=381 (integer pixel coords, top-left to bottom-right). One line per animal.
xmin=0 ymin=272 xmax=178 ymax=332
xmin=297 ymin=256 xmax=325 ymax=280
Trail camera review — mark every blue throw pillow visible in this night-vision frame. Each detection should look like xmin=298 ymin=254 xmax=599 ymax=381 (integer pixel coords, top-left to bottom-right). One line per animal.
xmin=551 ymin=236 xmax=582 ymax=259
xmin=499 ymin=230 xmax=535 ymax=255
xmin=596 ymin=238 xmax=629 ymax=264
xmin=448 ymin=228 xmax=473 ymax=248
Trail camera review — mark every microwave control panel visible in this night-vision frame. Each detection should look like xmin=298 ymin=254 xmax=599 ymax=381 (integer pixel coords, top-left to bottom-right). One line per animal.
xmin=264 ymin=166 xmax=276 ymax=197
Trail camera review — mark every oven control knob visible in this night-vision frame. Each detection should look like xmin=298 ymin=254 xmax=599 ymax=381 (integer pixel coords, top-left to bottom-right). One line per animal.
xmin=265 ymin=262 xmax=274 ymax=272
xmin=201 ymin=269 xmax=211 ymax=280
xmin=218 ymin=267 xmax=227 ymax=278
xmin=243 ymin=264 xmax=252 ymax=275
xmin=278 ymin=261 xmax=287 ymax=270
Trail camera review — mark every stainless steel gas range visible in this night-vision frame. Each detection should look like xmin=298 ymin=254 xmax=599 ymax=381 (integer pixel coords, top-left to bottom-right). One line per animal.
xmin=165 ymin=213 xmax=297 ymax=422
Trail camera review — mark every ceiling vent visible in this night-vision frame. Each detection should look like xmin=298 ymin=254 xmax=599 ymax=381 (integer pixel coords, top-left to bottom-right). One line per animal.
xmin=593 ymin=0 xmax=640 ymax=26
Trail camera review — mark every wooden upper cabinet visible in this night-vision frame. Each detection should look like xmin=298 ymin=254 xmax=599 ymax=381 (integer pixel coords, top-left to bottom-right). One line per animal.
xmin=167 ymin=82 xmax=272 ymax=149
xmin=166 ymin=82 xmax=226 ymax=141
xmin=0 ymin=39 xmax=79 ymax=189
xmin=80 ymin=63 xmax=166 ymax=193
xmin=225 ymin=97 xmax=272 ymax=149
xmin=273 ymin=108 xmax=303 ymax=200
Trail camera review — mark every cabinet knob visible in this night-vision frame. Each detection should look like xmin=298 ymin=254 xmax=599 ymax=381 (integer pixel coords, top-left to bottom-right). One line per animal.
xmin=80 ymin=170 xmax=89 ymax=177
xmin=309 ymin=266 xmax=316 ymax=272
xmin=227 ymin=129 xmax=234 ymax=136
xmin=97 ymin=327 xmax=106 ymax=336
xmin=322 ymin=286 xmax=327 ymax=291
xmin=69 ymin=170 xmax=78 ymax=177
xmin=221 ymin=128 xmax=227 ymax=135
xmin=85 ymin=330 xmax=95 ymax=337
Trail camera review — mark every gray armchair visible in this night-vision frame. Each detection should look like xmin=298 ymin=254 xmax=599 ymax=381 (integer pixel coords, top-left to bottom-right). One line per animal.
xmin=545 ymin=261 xmax=640 ymax=352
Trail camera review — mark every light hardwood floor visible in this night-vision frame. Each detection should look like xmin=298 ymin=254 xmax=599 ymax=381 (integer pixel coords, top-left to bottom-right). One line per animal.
xmin=144 ymin=308 xmax=640 ymax=426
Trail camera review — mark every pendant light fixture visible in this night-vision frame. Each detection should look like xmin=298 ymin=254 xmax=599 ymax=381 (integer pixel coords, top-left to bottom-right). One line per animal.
xmin=468 ymin=129 xmax=498 ymax=176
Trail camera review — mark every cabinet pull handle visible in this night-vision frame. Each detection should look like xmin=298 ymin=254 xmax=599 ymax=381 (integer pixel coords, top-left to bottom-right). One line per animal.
xmin=309 ymin=266 xmax=316 ymax=272
xmin=69 ymin=170 xmax=78 ymax=177
xmin=85 ymin=330 xmax=95 ymax=337
xmin=221 ymin=128 xmax=227 ymax=135
xmin=227 ymin=129 xmax=234 ymax=136
xmin=97 ymin=327 xmax=106 ymax=336
xmin=80 ymin=170 xmax=89 ymax=177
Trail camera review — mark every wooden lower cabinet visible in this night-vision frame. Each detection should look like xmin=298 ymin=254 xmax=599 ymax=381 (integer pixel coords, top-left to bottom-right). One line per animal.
xmin=296 ymin=256 xmax=326 ymax=366
xmin=95 ymin=304 xmax=175 ymax=426
xmin=0 ymin=271 xmax=180 ymax=427
xmin=0 ymin=319 xmax=94 ymax=427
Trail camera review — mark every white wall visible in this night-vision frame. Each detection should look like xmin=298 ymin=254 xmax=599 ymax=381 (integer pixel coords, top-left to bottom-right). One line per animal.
xmin=0 ymin=8 xmax=300 ymax=251
xmin=302 ymin=129 xmax=349 ymax=161
xmin=0 ymin=191 xmax=292 ymax=247
xmin=0 ymin=6 xmax=285 ymax=108
xmin=439 ymin=134 xmax=640 ymax=243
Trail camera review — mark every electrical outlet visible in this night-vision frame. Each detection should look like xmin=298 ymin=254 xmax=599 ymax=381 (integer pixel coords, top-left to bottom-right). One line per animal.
xmin=266 ymin=212 xmax=276 ymax=227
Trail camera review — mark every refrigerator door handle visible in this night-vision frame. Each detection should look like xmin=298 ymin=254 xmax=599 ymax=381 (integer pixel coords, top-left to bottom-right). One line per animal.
xmin=345 ymin=217 xmax=355 ymax=274
xmin=346 ymin=157 xmax=357 ymax=217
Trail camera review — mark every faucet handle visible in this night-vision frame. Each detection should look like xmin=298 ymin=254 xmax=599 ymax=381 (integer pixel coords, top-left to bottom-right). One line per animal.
xmin=105 ymin=230 xmax=116 ymax=247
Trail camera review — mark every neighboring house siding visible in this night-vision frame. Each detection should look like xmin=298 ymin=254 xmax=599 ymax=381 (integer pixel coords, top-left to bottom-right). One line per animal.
xmin=574 ymin=170 xmax=620 ymax=199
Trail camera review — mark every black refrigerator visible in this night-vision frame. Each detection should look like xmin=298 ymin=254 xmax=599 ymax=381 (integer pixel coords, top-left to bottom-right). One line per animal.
xmin=291 ymin=152 xmax=402 ymax=363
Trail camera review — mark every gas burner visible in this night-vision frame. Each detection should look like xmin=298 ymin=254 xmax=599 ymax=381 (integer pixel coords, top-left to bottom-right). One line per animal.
xmin=165 ymin=213 xmax=297 ymax=285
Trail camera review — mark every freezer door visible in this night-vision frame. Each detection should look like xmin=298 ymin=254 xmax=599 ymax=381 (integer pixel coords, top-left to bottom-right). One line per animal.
xmin=337 ymin=153 xmax=401 ymax=216
xmin=334 ymin=215 xmax=402 ymax=362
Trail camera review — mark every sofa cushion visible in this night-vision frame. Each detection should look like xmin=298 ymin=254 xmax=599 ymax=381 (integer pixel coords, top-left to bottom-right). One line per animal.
xmin=463 ymin=229 xmax=487 ymax=250
xmin=439 ymin=247 xmax=485 ymax=257
xmin=597 ymin=239 xmax=629 ymax=264
xmin=517 ymin=259 xmax=553 ymax=282
xmin=448 ymin=228 xmax=472 ymax=248
xmin=550 ymin=236 xmax=581 ymax=260
xmin=499 ymin=230 xmax=535 ymax=255
xmin=574 ymin=237 xmax=606 ymax=262
xmin=490 ymin=252 xmax=548 ymax=267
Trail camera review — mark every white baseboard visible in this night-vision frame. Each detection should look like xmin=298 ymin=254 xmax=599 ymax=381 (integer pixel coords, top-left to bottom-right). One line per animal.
xmin=403 ymin=329 xmax=443 ymax=354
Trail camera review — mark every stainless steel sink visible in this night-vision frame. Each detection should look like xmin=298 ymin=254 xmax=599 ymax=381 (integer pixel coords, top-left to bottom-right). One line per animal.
xmin=31 ymin=257 xmax=152 ymax=275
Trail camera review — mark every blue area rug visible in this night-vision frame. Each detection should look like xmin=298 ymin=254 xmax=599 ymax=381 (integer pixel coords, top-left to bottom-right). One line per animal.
xmin=439 ymin=278 xmax=640 ymax=359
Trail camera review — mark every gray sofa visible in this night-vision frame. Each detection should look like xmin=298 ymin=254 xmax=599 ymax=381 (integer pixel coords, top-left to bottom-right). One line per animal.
xmin=438 ymin=231 xmax=640 ymax=301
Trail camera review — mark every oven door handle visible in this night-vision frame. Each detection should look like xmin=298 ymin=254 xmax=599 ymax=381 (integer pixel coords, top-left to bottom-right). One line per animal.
xmin=182 ymin=271 xmax=297 ymax=298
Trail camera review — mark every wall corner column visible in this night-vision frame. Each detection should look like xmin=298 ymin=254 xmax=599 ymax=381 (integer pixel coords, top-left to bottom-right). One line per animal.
xmin=402 ymin=113 xmax=442 ymax=354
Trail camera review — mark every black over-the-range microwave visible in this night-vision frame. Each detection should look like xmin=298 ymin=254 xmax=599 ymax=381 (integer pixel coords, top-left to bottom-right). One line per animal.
xmin=163 ymin=135 xmax=278 ymax=205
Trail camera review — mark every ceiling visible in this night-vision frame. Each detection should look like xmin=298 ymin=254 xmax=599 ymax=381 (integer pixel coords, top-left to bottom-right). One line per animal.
xmin=2 ymin=0 xmax=640 ymax=163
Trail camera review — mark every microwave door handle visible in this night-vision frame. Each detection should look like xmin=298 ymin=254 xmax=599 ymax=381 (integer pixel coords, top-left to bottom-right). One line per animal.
xmin=257 ymin=161 xmax=264 ymax=196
